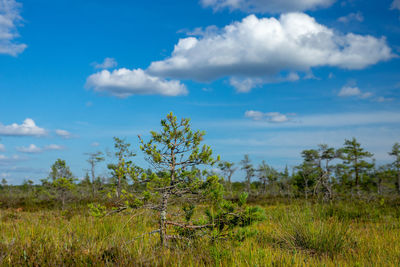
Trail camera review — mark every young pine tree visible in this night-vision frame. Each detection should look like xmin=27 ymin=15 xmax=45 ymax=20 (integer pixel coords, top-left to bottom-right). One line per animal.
xmin=107 ymin=137 xmax=136 ymax=198
xmin=339 ymin=138 xmax=373 ymax=194
xmin=218 ymin=161 xmax=236 ymax=194
xmin=46 ymin=159 xmax=76 ymax=208
xmin=139 ymin=112 xmax=219 ymax=247
xmin=85 ymin=151 xmax=104 ymax=197
xmin=257 ymin=161 xmax=278 ymax=195
xmin=240 ymin=155 xmax=254 ymax=194
xmin=89 ymin=113 xmax=266 ymax=248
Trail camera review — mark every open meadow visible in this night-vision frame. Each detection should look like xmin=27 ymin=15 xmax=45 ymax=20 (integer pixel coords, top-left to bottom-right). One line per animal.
xmin=1 ymin=199 xmax=400 ymax=266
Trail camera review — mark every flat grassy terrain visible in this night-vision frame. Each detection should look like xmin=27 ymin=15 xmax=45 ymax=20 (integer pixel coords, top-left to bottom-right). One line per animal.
xmin=0 ymin=201 xmax=399 ymax=266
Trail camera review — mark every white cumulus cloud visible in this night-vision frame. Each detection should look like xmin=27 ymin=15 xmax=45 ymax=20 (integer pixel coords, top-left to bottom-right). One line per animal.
xmin=86 ymin=68 xmax=188 ymax=97
xmin=92 ymin=57 xmax=118 ymax=69
xmin=245 ymin=110 xmax=293 ymax=122
xmin=148 ymin=13 xmax=392 ymax=91
xmin=0 ymin=118 xmax=46 ymax=137
xmin=0 ymin=0 xmax=27 ymax=56
xmin=200 ymin=0 xmax=335 ymax=13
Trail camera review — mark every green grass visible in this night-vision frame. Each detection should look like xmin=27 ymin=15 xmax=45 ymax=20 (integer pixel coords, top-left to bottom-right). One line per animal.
xmin=1 ymin=201 xmax=400 ymax=266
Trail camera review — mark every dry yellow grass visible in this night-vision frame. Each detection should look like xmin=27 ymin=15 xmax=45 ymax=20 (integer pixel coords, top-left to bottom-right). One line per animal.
xmin=0 ymin=202 xmax=399 ymax=266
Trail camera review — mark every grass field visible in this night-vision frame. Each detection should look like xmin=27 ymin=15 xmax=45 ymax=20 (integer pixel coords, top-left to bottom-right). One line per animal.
xmin=1 ymin=200 xmax=399 ymax=266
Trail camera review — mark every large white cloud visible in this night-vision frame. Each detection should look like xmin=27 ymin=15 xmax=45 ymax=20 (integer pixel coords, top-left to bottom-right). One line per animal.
xmin=86 ymin=68 xmax=188 ymax=97
xmin=0 ymin=118 xmax=46 ymax=137
xmin=0 ymin=0 xmax=27 ymax=56
xmin=148 ymin=13 xmax=393 ymax=91
xmin=200 ymin=0 xmax=335 ymax=13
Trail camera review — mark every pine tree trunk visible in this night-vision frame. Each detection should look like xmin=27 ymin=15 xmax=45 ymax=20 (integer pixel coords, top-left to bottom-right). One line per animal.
xmin=91 ymin=164 xmax=96 ymax=197
xmin=246 ymin=175 xmax=251 ymax=193
xmin=228 ymin=173 xmax=232 ymax=196
xmin=116 ymin=175 xmax=121 ymax=198
xmin=160 ymin=191 xmax=169 ymax=247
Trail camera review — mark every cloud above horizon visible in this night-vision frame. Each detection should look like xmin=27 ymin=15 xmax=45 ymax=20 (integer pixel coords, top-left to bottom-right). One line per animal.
xmin=0 ymin=154 xmax=25 ymax=165
xmin=86 ymin=68 xmax=188 ymax=97
xmin=245 ymin=110 xmax=294 ymax=122
xmin=338 ymin=85 xmax=372 ymax=98
xmin=147 ymin=13 xmax=392 ymax=92
xmin=55 ymin=129 xmax=72 ymax=139
xmin=200 ymin=0 xmax=335 ymax=13
xmin=202 ymin=111 xmax=400 ymax=130
xmin=16 ymin=144 xmax=64 ymax=154
xmin=0 ymin=119 xmax=46 ymax=137
xmin=0 ymin=0 xmax=27 ymax=56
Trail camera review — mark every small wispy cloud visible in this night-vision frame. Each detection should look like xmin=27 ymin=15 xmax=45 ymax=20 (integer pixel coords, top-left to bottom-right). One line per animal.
xmin=55 ymin=129 xmax=72 ymax=139
xmin=338 ymin=85 xmax=372 ymax=99
xmin=44 ymin=144 xmax=64 ymax=151
xmin=0 ymin=154 xmax=25 ymax=165
xmin=16 ymin=144 xmax=65 ymax=154
xmin=0 ymin=144 xmax=5 ymax=152
xmin=375 ymin=96 xmax=395 ymax=103
xmin=92 ymin=57 xmax=118 ymax=69
xmin=0 ymin=0 xmax=27 ymax=56
xmin=338 ymin=12 xmax=364 ymax=23
xmin=91 ymin=142 xmax=100 ymax=147
xmin=391 ymin=0 xmax=400 ymax=11
xmin=16 ymin=144 xmax=42 ymax=153
xmin=245 ymin=110 xmax=295 ymax=123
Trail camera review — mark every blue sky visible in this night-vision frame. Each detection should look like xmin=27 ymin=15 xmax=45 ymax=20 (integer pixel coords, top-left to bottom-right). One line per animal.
xmin=0 ymin=0 xmax=400 ymax=184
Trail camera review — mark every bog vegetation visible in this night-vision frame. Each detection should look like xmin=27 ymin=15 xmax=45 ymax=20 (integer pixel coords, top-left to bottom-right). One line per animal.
xmin=1 ymin=113 xmax=400 ymax=266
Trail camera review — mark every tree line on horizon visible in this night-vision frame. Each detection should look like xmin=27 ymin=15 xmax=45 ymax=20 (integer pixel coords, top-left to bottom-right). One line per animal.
xmin=1 ymin=135 xmax=399 ymax=204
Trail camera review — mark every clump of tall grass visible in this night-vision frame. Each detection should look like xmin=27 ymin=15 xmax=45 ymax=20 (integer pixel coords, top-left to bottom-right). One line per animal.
xmin=272 ymin=208 xmax=355 ymax=257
